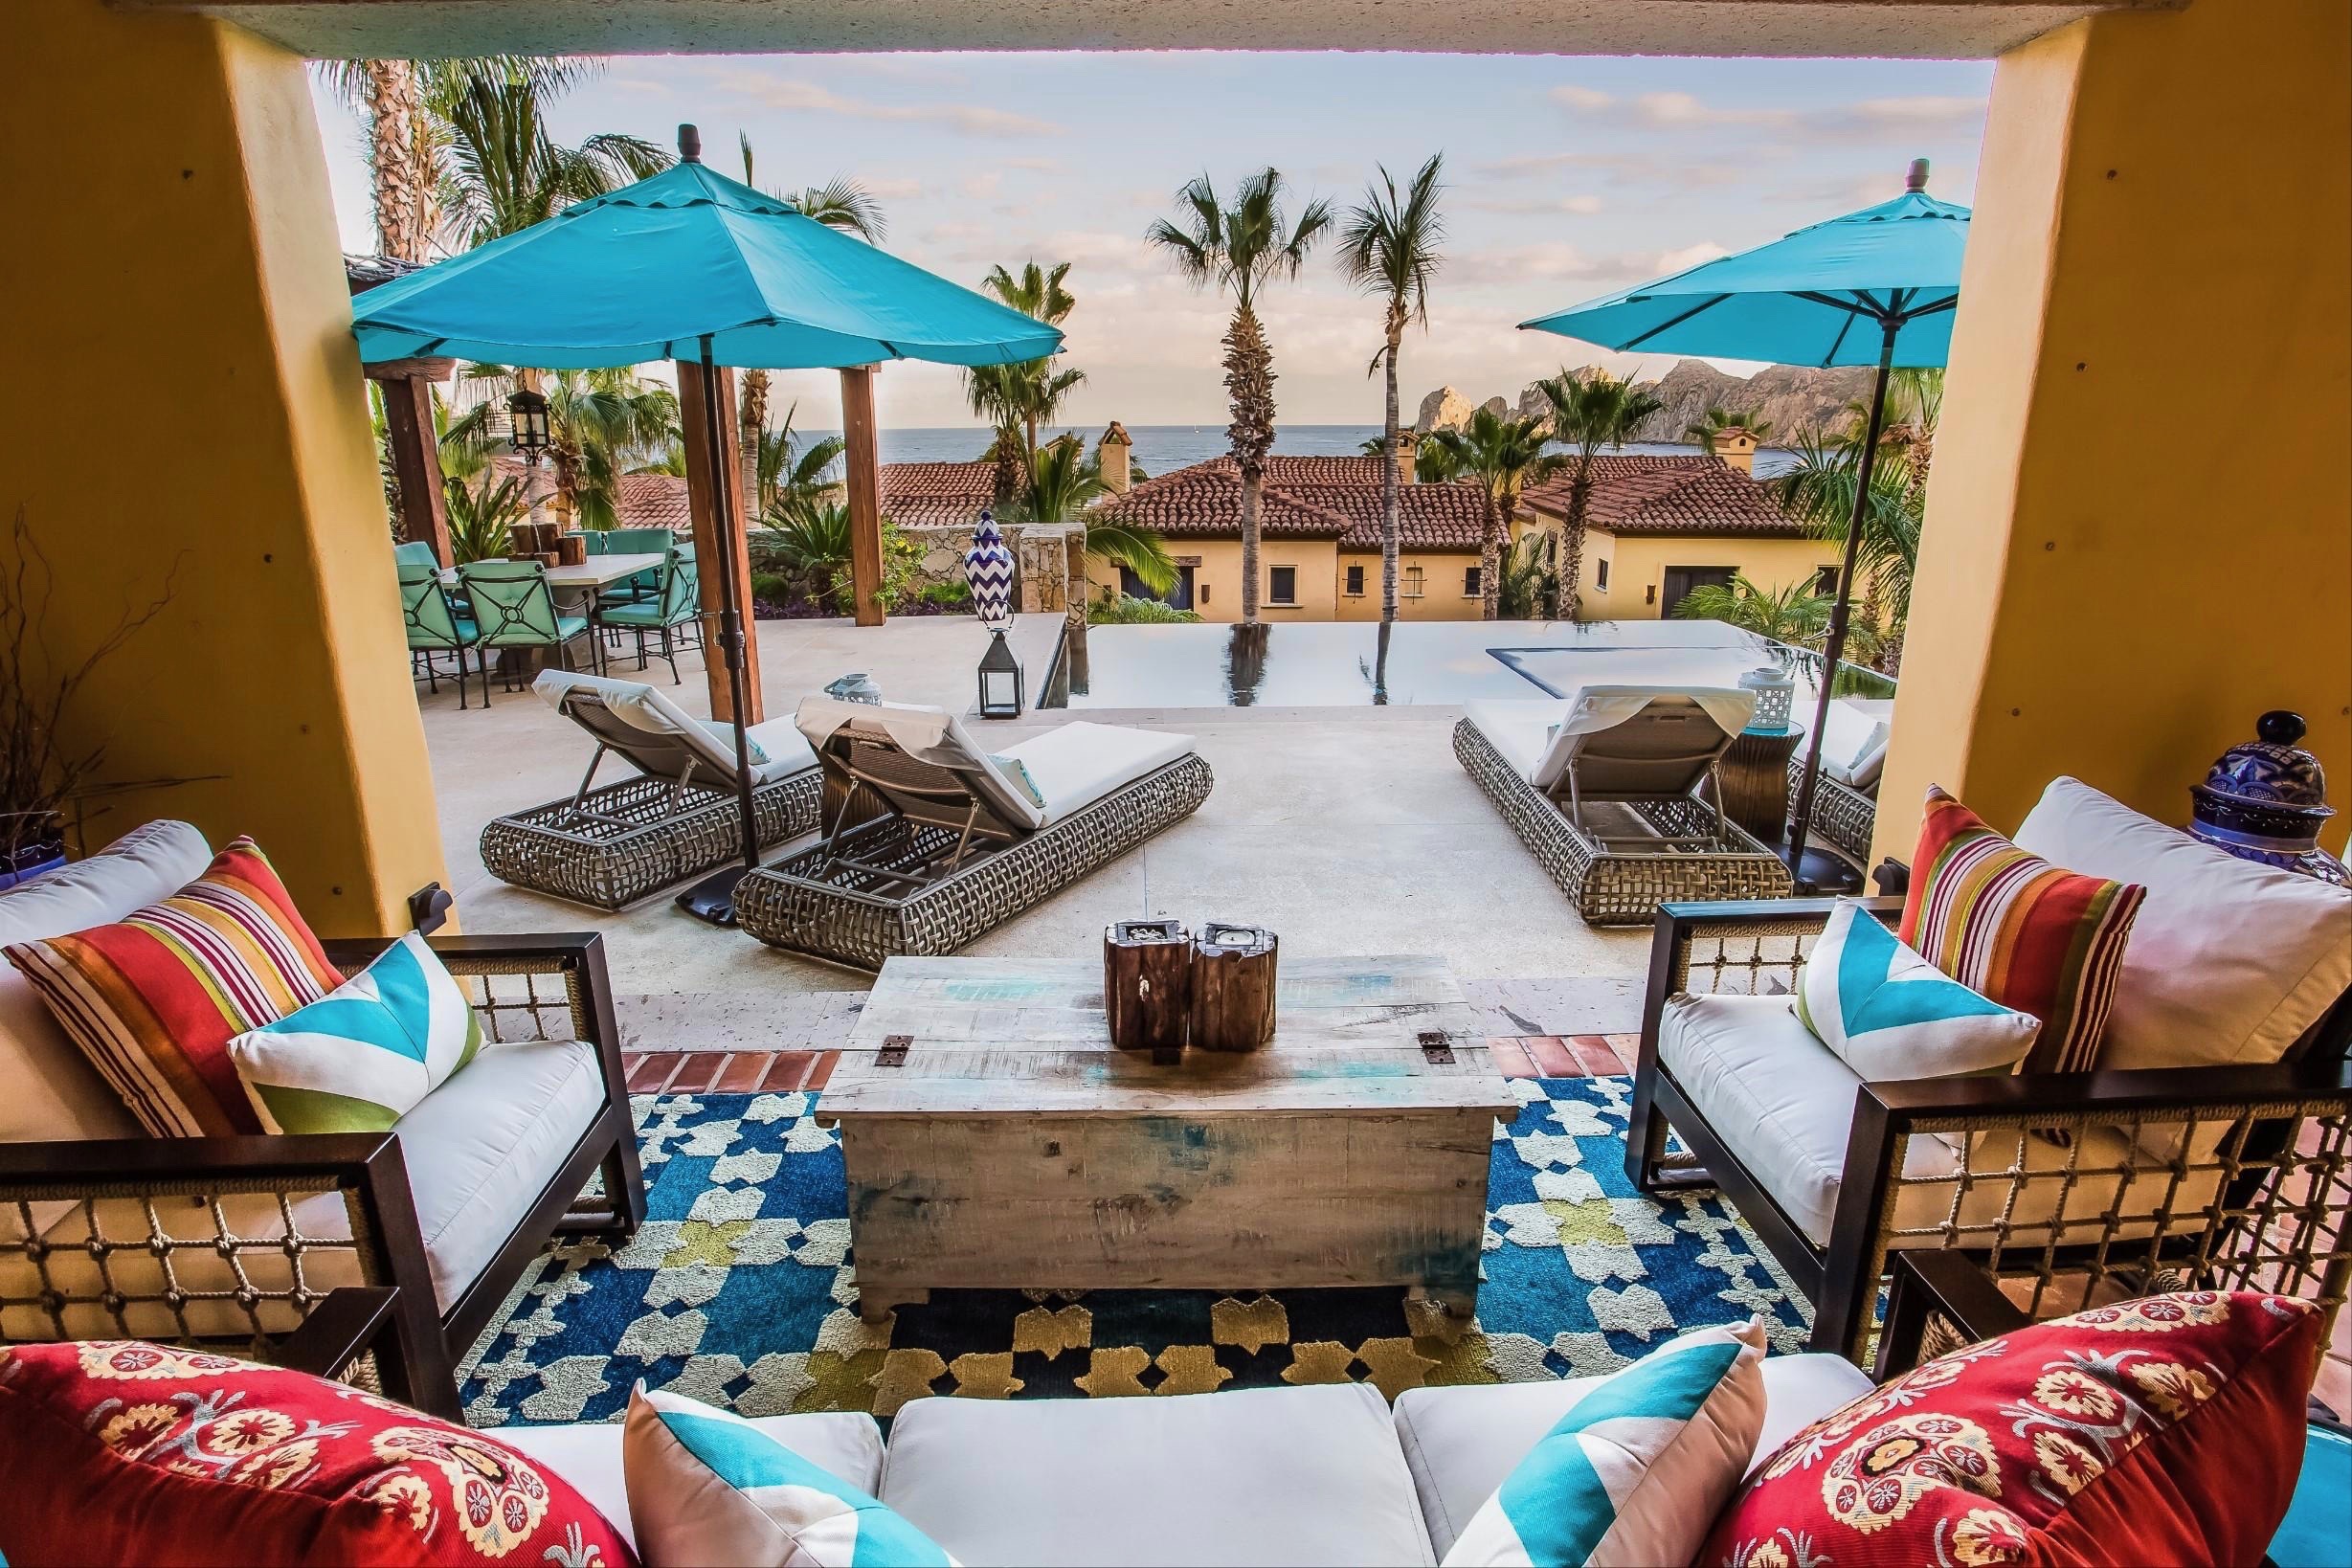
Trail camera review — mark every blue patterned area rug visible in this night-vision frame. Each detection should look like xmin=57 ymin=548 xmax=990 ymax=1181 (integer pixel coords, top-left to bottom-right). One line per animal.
xmin=458 ymin=1076 xmax=1811 ymax=1428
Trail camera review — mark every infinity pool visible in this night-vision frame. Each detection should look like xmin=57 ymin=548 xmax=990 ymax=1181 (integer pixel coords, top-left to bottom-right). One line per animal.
xmin=1047 ymin=620 xmax=1837 ymax=708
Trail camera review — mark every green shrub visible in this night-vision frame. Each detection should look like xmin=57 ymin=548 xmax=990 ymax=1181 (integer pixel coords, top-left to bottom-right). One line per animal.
xmin=747 ymin=504 xmax=924 ymax=614
xmin=921 ymin=579 xmax=974 ymax=609
xmin=750 ymin=571 xmax=791 ymax=602
xmin=1089 ymin=594 xmax=1202 ymax=625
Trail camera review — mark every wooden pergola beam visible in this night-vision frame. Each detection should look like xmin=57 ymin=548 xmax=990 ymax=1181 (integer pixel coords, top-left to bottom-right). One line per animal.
xmin=363 ymin=357 xmax=455 ymax=568
xmin=676 ymin=360 xmax=765 ymax=724
xmin=840 ymin=365 xmax=885 ymax=628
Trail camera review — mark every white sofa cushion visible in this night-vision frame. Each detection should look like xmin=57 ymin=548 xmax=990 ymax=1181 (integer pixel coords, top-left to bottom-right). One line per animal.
xmin=880 ymin=1382 xmax=1436 ymax=1566
xmin=0 ymin=818 xmax=213 ymax=1145
xmin=393 ymin=1036 xmax=607 ymax=1311
xmin=1814 ymin=700 xmax=1892 ymax=791
xmin=1395 ymin=1353 xmax=1876 ymax=1559
xmin=1657 ymin=992 xmax=2225 ymax=1251
xmin=2014 ymin=776 xmax=2352 ymax=1073
xmin=499 ymin=1409 xmax=884 ymax=1551
xmin=999 ymin=721 xmax=1197 ymax=823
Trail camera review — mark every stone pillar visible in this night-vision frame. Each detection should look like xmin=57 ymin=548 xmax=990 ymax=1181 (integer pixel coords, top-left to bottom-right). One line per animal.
xmin=1015 ymin=525 xmax=1067 ymax=616
xmin=1098 ymin=421 xmax=1132 ymax=493
xmin=0 ymin=0 xmax=448 ymax=932
xmin=1873 ymin=0 xmax=2349 ymax=862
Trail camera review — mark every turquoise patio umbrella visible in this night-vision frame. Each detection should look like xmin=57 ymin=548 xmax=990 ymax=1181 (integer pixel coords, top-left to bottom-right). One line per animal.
xmin=1521 ymin=159 xmax=1966 ymax=891
xmin=353 ymin=125 xmax=1062 ymax=921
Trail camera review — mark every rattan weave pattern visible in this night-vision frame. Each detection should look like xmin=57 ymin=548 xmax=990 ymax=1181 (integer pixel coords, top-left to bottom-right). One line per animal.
xmin=1454 ymin=718 xmax=1792 ymax=924
xmin=1787 ymin=752 xmax=1878 ymax=860
xmin=481 ymin=769 xmax=824 ymax=909
xmin=735 ymin=753 xmax=1215 ymax=969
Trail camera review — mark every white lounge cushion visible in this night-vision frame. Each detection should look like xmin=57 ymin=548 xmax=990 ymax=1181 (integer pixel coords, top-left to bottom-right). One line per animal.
xmin=743 ymin=716 xmax=821 ymax=784
xmin=880 ymin=1382 xmax=1436 ymax=1567
xmin=796 ymin=696 xmax=1046 ymax=830
xmin=392 ymin=1036 xmax=608 ymax=1311
xmin=1394 ymin=1353 xmax=1875 ymax=1558
xmin=2014 ymin=775 xmax=2352 ymax=1074
xmin=1814 ymin=700 xmax=1893 ymax=791
xmin=536 ymin=669 xmax=818 ymax=788
xmin=1463 ymin=700 xmax=1571 ymax=786
xmin=1659 ymin=992 xmax=2229 ymax=1252
xmin=0 ymin=818 xmax=213 ymax=1145
xmin=500 ymin=1410 xmax=885 ymax=1551
xmin=999 ymin=721 xmax=1197 ymax=823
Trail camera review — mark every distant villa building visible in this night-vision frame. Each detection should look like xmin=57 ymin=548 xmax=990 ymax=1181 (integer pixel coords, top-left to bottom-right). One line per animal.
xmin=1091 ymin=440 xmax=1835 ymax=622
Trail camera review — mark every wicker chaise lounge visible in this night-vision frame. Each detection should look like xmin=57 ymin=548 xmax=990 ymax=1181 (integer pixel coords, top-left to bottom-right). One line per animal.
xmin=1786 ymin=697 xmax=1893 ymax=861
xmin=479 ymin=671 xmax=824 ymax=910
xmin=1455 ymin=685 xmax=1792 ymax=924
xmin=734 ymin=698 xmax=1214 ymax=968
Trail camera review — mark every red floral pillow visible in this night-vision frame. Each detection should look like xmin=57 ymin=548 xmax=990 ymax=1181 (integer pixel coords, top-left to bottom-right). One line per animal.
xmin=0 ymin=1340 xmax=635 ymax=1567
xmin=1703 ymin=1291 xmax=2322 ymax=1567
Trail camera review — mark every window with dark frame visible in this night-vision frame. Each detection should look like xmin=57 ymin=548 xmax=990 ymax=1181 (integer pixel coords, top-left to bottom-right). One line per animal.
xmin=1815 ymin=565 xmax=1840 ymax=597
xmin=1464 ymin=566 xmax=1482 ymax=597
xmin=1345 ymin=563 xmax=1365 ymax=595
xmin=1595 ymin=558 xmax=1610 ymax=592
xmin=1268 ymin=565 xmax=1297 ymax=605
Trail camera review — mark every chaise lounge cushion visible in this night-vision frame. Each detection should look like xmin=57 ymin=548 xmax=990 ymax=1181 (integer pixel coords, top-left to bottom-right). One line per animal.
xmin=1656 ymin=992 xmax=2224 ymax=1251
xmin=878 ymin=1381 xmax=1437 ymax=1566
xmin=1394 ymin=1353 xmax=1876 ymax=1559
xmin=1461 ymin=701 xmax=1570 ymax=787
xmin=498 ymin=1408 xmax=886 ymax=1552
xmin=0 ymin=818 xmax=213 ymax=1146
xmin=997 ymin=721 xmax=1197 ymax=823
xmin=536 ymin=669 xmax=818 ymax=787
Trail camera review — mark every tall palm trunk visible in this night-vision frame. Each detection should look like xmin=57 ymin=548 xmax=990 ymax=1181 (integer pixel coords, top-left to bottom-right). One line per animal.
xmin=362 ymin=60 xmax=428 ymax=261
xmin=739 ymin=369 xmax=769 ymax=521
xmin=1478 ymin=488 xmax=1505 ymax=621
xmin=1378 ymin=312 xmax=1403 ymax=625
xmin=1559 ymin=465 xmax=1595 ymax=621
xmin=1223 ymin=307 xmax=1276 ymax=624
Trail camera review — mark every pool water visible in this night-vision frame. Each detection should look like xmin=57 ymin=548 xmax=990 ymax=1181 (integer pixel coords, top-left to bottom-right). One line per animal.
xmin=1048 ymin=620 xmax=1814 ymax=708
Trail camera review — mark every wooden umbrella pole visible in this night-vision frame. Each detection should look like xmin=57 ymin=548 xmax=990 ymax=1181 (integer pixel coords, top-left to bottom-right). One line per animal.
xmin=698 ymin=343 xmax=763 ymax=872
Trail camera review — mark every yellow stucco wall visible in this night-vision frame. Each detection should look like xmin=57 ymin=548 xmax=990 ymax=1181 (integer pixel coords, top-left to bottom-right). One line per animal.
xmin=1875 ymin=1 xmax=2352 ymax=862
xmin=1333 ymin=550 xmax=1489 ymax=620
xmin=1570 ymin=533 xmax=1843 ymax=621
xmin=0 ymin=2 xmax=448 ymax=933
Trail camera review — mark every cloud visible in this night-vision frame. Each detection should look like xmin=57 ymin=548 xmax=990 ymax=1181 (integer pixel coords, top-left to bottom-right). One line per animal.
xmin=1548 ymin=86 xmax=1987 ymax=143
xmin=1003 ymin=156 xmax=1066 ymax=173
xmin=960 ymin=171 xmax=1003 ymax=199
xmin=717 ymin=75 xmax=1063 ymax=138
xmin=1550 ymin=86 xmax=1615 ymax=111
xmin=1456 ymin=193 xmax=1605 ymax=216
xmin=861 ymin=176 xmax=926 ymax=200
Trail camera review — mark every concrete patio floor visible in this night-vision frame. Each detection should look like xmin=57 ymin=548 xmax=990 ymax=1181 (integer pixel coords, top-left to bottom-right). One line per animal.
xmin=418 ymin=615 xmax=1653 ymax=1046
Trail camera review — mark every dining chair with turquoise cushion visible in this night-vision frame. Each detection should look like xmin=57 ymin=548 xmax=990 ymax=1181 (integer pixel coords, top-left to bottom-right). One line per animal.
xmin=392 ymin=538 xmax=439 ymax=571
xmin=397 ymin=561 xmax=482 ymax=708
xmin=599 ymin=545 xmax=704 ymax=684
xmin=457 ymin=558 xmax=599 ymax=700
xmin=596 ymin=526 xmax=678 ymax=606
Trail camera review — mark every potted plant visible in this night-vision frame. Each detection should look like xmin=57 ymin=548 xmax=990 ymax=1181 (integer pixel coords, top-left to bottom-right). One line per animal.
xmin=0 ymin=508 xmax=176 ymax=890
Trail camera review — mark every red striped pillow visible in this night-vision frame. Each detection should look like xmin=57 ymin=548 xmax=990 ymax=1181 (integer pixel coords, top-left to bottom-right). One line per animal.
xmin=1899 ymin=786 xmax=2145 ymax=1075
xmin=3 ymin=839 xmax=341 ymax=1136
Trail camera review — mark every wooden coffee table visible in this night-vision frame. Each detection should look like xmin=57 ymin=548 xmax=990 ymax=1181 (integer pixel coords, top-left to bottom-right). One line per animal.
xmin=819 ymin=954 xmax=1514 ymax=1321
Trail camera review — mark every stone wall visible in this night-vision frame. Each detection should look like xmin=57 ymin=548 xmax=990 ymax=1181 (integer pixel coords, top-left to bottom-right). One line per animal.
xmin=898 ymin=521 xmax=1078 ymax=619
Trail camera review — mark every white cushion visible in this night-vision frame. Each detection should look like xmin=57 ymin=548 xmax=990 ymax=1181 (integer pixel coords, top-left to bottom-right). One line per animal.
xmin=1659 ymin=992 xmax=2226 ymax=1251
xmin=535 ymin=670 xmax=818 ymax=788
xmin=1463 ymin=701 xmax=1570 ymax=786
xmin=879 ymin=1382 xmax=1436 ymax=1567
xmin=0 ymin=819 xmax=213 ymax=1145
xmin=1395 ymin=1354 xmax=1875 ymax=1559
xmin=999 ymin=722 xmax=1197 ymax=823
xmin=392 ymin=1036 xmax=608 ymax=1311
xmin=1815 ymin=701 xmax=1892 ymax=791
xmin=2014 ymin=776 xmax=2352 ymax=1073
xmin=796 ymin=697 xmax=1046 ymax=831
xmin=499 ymin=1410 xmax=884 ymax=1551
xmin=743 ymin=716 xmax=821 ymax=785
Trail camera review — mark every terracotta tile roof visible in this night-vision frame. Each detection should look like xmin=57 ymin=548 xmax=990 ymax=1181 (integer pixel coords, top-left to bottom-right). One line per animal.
xmin=1095 ymin=456 xmax=1492 ymax=550
xmin=1520 ymin=455 xmax=1801 ymax=538
xmin=880 ymin=461 xmax=997 ymax=529
xmin=492 ymin=459 xmax=691 ymax=533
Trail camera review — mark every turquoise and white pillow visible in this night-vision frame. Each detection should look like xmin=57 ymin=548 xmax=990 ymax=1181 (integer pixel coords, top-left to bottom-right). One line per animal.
xmin=1795 ymin=899 xmax=2040 ymax=1080
xmin=227 ymin=932 xmax=481 ymax=1133
xmin=1443 ymin=1318 xmax=1767 ymax=1568
xmin=988 ymin=753 xmax=1046 ymax=808
xmin=625 ymin=1385 xmax=956 ymax=1567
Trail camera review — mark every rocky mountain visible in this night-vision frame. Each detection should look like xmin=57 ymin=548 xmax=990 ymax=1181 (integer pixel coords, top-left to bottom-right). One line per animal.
xmin=1416 ymin=360 xmax=1876 ymax=444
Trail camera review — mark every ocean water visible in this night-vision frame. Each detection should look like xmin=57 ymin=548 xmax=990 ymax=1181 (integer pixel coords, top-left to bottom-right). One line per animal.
xmin=805 ymin=425 xmax=1797 ymax=480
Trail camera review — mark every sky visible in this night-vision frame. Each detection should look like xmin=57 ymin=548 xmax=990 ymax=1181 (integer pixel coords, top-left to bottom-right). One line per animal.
xmin=311 ymin=51 xmax=1992 ymax=431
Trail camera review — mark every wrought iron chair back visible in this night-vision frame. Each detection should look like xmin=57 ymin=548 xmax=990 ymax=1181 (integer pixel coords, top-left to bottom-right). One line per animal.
xmin=397 ymin=562 xmax=469 ymax=652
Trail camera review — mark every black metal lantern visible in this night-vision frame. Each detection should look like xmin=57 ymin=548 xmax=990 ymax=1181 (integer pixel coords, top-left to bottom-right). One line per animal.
xmin=977 ymin=628 xmax=1023 ymax=719
xmin=505 ymin=388 xmax=552 ymax=455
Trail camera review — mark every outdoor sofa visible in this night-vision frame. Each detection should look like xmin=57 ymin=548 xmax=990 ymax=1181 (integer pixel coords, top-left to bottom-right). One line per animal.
xmin=1625 ymin=776 xmax=2352 ymax=1359
xmin=0 ymin=820 xmax=644 ymax=1418
xmin=1454 ymin=685 xmax=1793 ymax=924
xmin=478 ymin=670 xmax=824 ymax=910
xmin=734 ymin=697 xmax=1215 ymax=969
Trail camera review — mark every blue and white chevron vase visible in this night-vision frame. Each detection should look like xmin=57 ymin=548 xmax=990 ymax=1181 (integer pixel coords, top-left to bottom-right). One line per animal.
xmin=963 ymin=507 xmax=1016 ymax=628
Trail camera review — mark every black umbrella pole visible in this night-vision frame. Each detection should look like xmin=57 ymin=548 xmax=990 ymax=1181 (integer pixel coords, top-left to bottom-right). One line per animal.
xmin=1785 ymin=322 xmax=1898 ymax=893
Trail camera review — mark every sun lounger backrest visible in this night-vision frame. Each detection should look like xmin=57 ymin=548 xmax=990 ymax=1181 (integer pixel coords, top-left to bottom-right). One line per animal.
xmin=795 ymin=697 xmax=1046 ymax=832
xmin=1547 ymin=686 xmax=1754 ymax=800
xmin=534 ymin=669 xmax=751 ymax=789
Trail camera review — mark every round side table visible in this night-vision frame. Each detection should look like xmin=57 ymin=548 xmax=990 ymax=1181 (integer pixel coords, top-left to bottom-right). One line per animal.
xmin=1718 ymin=724 xmax=1805 ymax=842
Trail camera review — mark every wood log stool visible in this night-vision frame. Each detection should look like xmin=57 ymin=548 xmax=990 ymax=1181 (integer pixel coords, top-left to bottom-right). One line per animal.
xmin=1190 ymin=923 xmax=1278 ymax=1051
xmin=1103 ymin=919 xmax=1191 ymax=1064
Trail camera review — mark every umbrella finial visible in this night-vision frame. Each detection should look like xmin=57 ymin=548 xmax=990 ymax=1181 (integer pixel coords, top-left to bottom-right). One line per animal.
xmin=1906 ymin=158 xmax=1930 ymax=192
xmin=678 ymin=123 xmax=703 ymax=163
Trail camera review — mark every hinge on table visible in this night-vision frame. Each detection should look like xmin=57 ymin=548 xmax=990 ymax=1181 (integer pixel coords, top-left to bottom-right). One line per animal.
xmin=1418 ymin=1031 xmax=1455 ymax=1064
xmin=877 ymin=1035 xmax=910 ymax=1068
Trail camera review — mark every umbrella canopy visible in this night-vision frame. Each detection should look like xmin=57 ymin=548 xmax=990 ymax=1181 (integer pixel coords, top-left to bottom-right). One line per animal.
xmin=1519 ymin=173 xmax=1966 ymax=368
xmin=351 ymin=157 xmax=1062 ymax=370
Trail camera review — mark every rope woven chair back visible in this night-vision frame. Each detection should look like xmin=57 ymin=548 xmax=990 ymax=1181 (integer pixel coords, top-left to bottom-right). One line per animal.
xmin=1561 ymin=696 xmax=1738 ymax=800
xmin=458 ymin=559 xmax=563 ymax=646
xmin=398 ymin=561 xmax=467 ymax=650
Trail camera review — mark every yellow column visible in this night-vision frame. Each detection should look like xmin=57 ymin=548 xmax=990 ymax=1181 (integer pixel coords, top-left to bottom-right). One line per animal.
xmin=1877 ymin=0 xmax=2351 ymax=862
xmin=0 ymin=0 xmax=448 ymax=934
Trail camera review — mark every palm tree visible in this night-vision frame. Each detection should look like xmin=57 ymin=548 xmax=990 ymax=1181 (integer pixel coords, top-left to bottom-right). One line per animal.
xmin=1684 ymin=406 xmax=1774 ymax=452
xmin=1672 ymin=574 xmax=1833 ymax=647
xmin=1538 ymin=368 xmax=1665 ymax=620
xmin=1771 ymin=429 xmax=1923 ymax=670
xmin=962 ymin=260 xmax=1085 ymax=492
xmin=1019 ymin=437 xmax=1176 ymax=596
xmin=1147 ymin=169 xmax=1333 ymax=623
xmin=1337 ymin=154 xmax=1446 ymax=630
xmin=437 ymin=71 xmax=667 ymax=250
xmin=754 ymin=404 xmax=847 ymax=524
xmin=1422 ymin=408 xmax=1561 ymax=621
xmin=542 ymin=370 xmax=680 ymax=529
